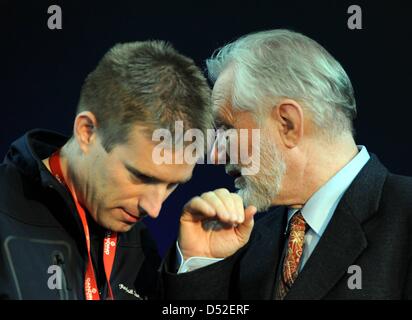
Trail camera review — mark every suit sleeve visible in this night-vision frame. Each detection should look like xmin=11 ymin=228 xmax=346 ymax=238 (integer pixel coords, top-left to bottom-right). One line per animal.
xmin=160 ymin=243 xmax=244 ymax=300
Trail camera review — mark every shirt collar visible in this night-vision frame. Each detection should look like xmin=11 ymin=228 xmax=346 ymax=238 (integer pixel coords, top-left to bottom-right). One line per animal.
xmin=287 ymin=146 xmax=370 ymax=236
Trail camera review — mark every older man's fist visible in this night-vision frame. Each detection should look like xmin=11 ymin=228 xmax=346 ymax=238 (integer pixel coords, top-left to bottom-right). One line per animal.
xmin=178 ymin=188 xmax=257 ymax=260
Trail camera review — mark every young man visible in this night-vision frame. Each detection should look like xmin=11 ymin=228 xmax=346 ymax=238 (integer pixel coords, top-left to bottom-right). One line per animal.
xmin=0 ymin=40 xmax=219 ymax=300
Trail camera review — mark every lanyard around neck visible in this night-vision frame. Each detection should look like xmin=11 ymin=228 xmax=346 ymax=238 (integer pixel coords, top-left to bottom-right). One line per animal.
xmin=49 ymin=150 xmax=117 ymax=300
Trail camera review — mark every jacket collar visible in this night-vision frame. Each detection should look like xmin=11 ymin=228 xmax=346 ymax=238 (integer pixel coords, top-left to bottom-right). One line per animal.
xmin=4 ymin=128 xmax=68 ymax=189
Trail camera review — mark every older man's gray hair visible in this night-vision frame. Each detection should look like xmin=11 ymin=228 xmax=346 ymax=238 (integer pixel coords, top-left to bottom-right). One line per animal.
xmin=206 ymin=29 xmax=357 ymax=139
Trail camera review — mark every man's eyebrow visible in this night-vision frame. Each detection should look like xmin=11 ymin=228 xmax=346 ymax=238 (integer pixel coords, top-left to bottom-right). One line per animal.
xmin=124 ymin=163 xmax=191 ymax=185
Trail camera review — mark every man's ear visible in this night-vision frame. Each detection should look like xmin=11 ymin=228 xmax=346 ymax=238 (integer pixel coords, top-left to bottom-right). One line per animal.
xmin=271 ymin=99 xmax=304 ymax=148
xmin=73 ymin=111 xmax=98 ymax=153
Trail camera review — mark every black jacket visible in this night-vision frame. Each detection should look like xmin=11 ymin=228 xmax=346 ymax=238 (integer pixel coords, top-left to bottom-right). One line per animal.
xmin=0 ymin=129 xmax=160 ymax=300
xmin=163 ymin=155 xmax=412 ymax=299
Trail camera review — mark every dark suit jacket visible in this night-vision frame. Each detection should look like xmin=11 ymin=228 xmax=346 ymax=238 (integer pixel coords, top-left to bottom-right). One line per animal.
xmin=163 ymin=155 xmax=412 ymax=299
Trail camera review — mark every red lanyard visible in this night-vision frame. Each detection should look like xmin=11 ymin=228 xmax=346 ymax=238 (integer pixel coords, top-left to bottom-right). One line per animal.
xmin=49 ymin=150 xmax=117 ymax=300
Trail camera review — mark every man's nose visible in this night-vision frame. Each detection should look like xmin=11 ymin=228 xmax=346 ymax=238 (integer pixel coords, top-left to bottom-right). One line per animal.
xmin=138 ymin=186 xmax=166 ymax=219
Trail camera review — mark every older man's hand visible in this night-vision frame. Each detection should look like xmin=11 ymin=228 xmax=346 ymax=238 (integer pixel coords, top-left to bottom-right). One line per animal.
xmin=178 ymin=188 xmax=257 ymax=260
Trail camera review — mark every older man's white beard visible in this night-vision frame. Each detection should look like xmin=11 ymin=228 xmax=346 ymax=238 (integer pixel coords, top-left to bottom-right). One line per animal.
xmin=228 ymin=139 xmax=286 ymax=212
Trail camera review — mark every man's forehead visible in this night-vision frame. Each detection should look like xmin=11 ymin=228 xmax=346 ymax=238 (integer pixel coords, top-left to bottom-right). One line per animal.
xmin=212 ymin=97 xmax=257 ymax=130
xmin=212 ymin=68 xmax=237 ymax=125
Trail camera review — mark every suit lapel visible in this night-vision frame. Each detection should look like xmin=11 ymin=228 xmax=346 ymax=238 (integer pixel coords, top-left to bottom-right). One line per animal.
xmin=285 ymin=200 xmax=367 ymax=299
xmin=285 ymin=154 xmax=388 ymax=299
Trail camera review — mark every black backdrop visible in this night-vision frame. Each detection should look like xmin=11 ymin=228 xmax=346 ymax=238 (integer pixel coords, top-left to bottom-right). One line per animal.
xmin=1 ymin=0 xmax=411 ymax=256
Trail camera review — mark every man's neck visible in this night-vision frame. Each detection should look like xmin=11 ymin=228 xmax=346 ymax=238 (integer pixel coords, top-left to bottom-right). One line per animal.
xmin=306 ymin=137 xmax=359 ymax=199
xmin=42 ymin=143 xmax=76 ymax=193
xmin=280 ymin=135 xmax=359 ymax=208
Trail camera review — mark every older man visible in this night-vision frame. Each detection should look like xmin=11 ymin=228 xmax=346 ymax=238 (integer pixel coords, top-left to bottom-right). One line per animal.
xmin=165 ymin=29 xmax=412 ymax=299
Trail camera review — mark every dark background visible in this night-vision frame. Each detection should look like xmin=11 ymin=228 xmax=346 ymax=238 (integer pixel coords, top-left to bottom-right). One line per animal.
xmin=1 ymin=0 xmax=411 ymax=256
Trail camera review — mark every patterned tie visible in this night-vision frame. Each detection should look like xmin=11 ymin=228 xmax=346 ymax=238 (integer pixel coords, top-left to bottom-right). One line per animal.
xmin=275 ymin=211 xmax=307 ymax=300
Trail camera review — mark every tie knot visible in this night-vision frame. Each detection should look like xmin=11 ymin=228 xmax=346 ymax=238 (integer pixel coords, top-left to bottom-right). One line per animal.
xmin=289 ymin=211 xmax=306 ymax=233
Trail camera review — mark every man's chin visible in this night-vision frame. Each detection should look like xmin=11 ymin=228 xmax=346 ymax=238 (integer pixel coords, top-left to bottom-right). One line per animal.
xmin=104 ymin=220 xmax=136 ymax=233
xmin=237 ymin=188 xmax=274 ymax=213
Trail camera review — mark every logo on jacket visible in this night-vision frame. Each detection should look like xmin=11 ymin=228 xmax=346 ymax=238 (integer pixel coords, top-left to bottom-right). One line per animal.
xmin=118 ymin=284 xmax=147 ymax=300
